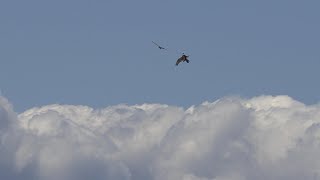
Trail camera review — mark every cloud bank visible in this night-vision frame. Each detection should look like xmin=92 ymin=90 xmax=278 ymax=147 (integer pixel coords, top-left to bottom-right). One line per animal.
xmin=1 ymin=95 xmax=320 ymax=180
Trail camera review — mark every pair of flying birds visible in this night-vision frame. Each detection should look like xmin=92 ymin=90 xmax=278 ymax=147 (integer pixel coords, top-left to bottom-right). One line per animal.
xmin=152 ymin=41 xmax=190 ymax=66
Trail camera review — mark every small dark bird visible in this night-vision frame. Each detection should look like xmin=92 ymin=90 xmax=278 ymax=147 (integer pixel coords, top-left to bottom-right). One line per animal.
xmin=152 ymin=41 xmax=167 ymax=50
xmin=176 ymin=54 xmax=190 ymax=66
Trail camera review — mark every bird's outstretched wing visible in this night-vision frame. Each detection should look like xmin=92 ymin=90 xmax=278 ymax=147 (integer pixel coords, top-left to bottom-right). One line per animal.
xmin=175 ymin=57 xmax=183 ymax=66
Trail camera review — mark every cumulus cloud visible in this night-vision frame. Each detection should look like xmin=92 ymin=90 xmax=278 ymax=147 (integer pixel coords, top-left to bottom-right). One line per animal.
xmin=0 ymin=95 xmax=320 ymax=180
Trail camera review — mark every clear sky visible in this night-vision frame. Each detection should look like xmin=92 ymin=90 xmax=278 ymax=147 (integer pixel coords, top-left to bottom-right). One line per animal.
xmin=1 ymin=0 xmax=320 ymax=112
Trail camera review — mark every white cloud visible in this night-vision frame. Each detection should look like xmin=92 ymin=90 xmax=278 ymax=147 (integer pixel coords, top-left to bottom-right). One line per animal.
xmin=0 ymin=95 xmax=320 ymax=179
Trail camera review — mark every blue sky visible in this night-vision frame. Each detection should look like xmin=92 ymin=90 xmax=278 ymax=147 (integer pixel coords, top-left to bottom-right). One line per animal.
xmin=1 ymin=0 xmax=320 ymax=112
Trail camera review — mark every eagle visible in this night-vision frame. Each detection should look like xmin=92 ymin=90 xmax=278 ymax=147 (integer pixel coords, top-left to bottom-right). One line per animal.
xmin=176 ymin=54 xmax=190 ymax=66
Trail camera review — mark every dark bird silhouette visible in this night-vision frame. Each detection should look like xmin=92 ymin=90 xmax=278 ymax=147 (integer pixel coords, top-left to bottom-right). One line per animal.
xmin=152 ymin=41 xmax=167 ymax=50
xmin=176 ymin=54 xmax=190 ymax=66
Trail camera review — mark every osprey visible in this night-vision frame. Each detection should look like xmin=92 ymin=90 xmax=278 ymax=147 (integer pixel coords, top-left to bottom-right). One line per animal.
xmin=176 ymin=54 xmax=190 ymax=66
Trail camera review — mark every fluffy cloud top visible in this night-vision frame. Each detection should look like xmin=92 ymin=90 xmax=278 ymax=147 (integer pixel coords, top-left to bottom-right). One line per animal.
xmin=0 ymin=95 xmax=320 ymax=180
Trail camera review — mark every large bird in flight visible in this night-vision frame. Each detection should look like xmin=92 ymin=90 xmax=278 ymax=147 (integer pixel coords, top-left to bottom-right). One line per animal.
xmin=176 ymin=54 xmax=190 ymax=66
xmin=152 ymin=41 xmax=191 ymax=66
xmin=152 ymin=41 xmax=167 ymax=50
